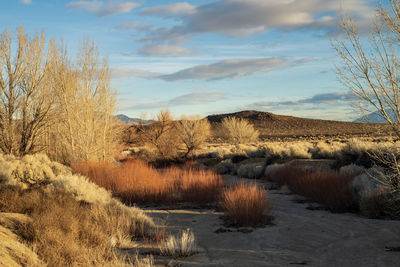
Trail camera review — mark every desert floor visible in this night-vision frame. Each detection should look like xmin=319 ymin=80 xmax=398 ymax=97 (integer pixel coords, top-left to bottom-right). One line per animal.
xmin=143 ymin=175 xmax=400 ymax=267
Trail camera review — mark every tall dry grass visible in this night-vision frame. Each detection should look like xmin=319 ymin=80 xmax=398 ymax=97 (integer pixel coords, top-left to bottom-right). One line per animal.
xmin=269 ymin=166 xmax=358 ymax=212
xmin=221 ymin=182 xmax=269 ymax=226
xmin=73 ymin=160 xmax=225 ymax=204
xmin=0 ymin=186 xmax=150 ymax=266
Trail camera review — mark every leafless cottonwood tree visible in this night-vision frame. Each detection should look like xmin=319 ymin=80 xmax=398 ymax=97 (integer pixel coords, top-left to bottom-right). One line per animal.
xmin=335 ymin=0 xmax=400 ymax=194
xmin=136 ymin=110 xmax=179 ymax=159
xmin=0 ymin=27 xmax=56 ymax=156
xmin=49 ymin=40 xmax=118 ymax=163
xmin=176 ymin=115 xmax=211 ymax=158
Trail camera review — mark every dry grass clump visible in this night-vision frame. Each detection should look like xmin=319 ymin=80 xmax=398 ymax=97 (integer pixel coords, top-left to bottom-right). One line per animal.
xmin=0 ymin=186 xmax=154 ymax=266
xmin=221 ymin=182 xmax=269 ymax=226
xmin=0 ymin=213 xmax=44 ymax=267
xmin=159 ymin=229 xmax=197 ymax=258
xmin=269 ymin=166 xmax=358 ymax=212
xmin=73 ymin=160 xmax=225 ymax=205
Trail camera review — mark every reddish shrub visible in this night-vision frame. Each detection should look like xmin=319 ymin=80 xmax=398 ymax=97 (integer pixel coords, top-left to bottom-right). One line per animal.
xmin=221 ymin=182 xmax=269 ymax=226
xmin=180 ymin=168 xmax=225 ymax=203
xmin=270 ymin=165 xmax=358 ymax=212
xmin=73 ymin=160 xmax=224 ymax=205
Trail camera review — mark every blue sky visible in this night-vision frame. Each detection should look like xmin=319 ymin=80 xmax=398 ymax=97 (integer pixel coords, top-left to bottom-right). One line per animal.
xmin=1 ymin=0 xmax=380 ymax=120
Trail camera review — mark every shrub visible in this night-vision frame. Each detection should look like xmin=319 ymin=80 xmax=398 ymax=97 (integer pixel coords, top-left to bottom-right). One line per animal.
xmin=49 ymin=174 xmax=113 ymax=204
xmin=73 ymin=160 xmax=225 ymax=205
xmin=215 ymin=159 xmax=236 ymax=175
xmin=135 ymin=110 xmax=179 ymax=160
xmin=176 ymin=115 xmax=211 ymax=158
xmin=237 ymin=163 xmax=264 ymax=178
xmin=221 ymin=182 xmax=269 ymax=226
xmin=73 ymin=161 xmax=177 ymax=204
xmin=159 ymin=229 xmax=197 ymax=258
xmin=179 ymin=168 xmax=225 ymax=203
xmin=269 ymin=166 xmax=358 ymax=212
xmin=0 ymin=186 xmax=155 ymax=266
xmin=220 ymin=117 xmax=259 ymax=145
xmin=0 ymin=153 xmax=71 ymax=188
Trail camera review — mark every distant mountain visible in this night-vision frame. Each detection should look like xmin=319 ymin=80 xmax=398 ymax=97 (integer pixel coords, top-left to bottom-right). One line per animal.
xmin=354 ymin=111 xmax=396 ymax=123
xmin=115 ymin=114 xmax=154 ymax=125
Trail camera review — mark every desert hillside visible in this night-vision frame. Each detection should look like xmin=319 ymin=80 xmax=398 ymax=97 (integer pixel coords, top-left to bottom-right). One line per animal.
xmin=207 ymin=110 xmax=391 ymax=139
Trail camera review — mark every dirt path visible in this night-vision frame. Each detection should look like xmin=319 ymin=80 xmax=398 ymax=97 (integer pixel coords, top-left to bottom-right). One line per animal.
xmin=144 ymin=176 xmax=400 ymax=267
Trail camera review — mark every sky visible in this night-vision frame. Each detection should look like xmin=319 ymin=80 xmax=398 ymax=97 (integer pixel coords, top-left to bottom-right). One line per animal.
xmin=0 ymin=0 xmax=381 ymax=121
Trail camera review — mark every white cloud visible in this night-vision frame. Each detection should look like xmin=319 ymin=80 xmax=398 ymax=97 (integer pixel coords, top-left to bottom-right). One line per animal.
xmin=20 ymin=0 xmax=32 ymax=4
xmin=67 ymin=1 xmax=138 ymax=17
xmin=141 ymin=2 xmax=197 ymax=17
xmin=160 ymin=57 xmax=312 ymax=81
xmin=138 ymin=44 xmax=192 ymax=56
xmin=115 ymin=22 xmax=150 ymax=31
xmin=139 ymin=0 xmax=374 ymax=45
xmin=111 ymin=57 xmax=312 ymax=81
xmin=111 ymin=67 xmax=161 ymax=79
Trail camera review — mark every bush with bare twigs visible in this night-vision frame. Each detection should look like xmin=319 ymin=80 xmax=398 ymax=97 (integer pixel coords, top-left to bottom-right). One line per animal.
xmin=221 ymin=182 xmax=269 ymax=226
xmin=220 ymin=117 xmax=259 ymax=145
xmin=176 ymin=115 xmax=211 ymax=158
xmin=135 ymin=110 xmax=179 ymax=160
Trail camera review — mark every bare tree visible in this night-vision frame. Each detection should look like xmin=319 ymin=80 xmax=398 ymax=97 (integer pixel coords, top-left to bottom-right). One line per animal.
xmin=176 ymin=115 xmax=211 ymax=158
xmin=136 ymin=110 xmax=179 ymax=159
xmin=335 ymin=1 xmax=400 ymax=135
xmin=220 ymin=117 xmax=259 ymax=145
xmin=48 ymin=40 xmax=118 ymax=164
xmin=0 ymin=27 xmax=56 ymax=156
xmin=335 ymin=1 xmax=400 ymax=195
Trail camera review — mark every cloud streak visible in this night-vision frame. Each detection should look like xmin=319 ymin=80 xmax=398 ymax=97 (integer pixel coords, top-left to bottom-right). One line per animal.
xmin=251 ymin=92 xmax=356 ymax=110
xmin=138 ymin=44 xmax=192 ymax=56
xmin=20 ymin=0 xmax=32 ymax=4
xmin=141 ymin=2 xmax=197 ymax=17
xmin=121 ymin=91 xmax=226 ymax=110
xmin=160 ymin=57 xmax=312 ymax=81
xmin=111 ymin=57 xmax=311 ymax=81
xmin=67 ymin=1 xmax=138 ymax=17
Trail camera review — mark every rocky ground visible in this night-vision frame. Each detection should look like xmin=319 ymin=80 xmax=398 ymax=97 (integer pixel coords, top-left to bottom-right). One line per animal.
xmin=143 ymin=175 xmax=400 ymax=267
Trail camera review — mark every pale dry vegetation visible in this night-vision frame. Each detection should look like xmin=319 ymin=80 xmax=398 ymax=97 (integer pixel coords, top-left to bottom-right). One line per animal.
xmin=0 ymin=186 xmax=154 ymax=266
xmin=176 ymin=115 xmax=211 ymax=158
xmin=0 ymin=153 xmax=156 ymax=266
xmin=220 ymin=117 xmax=259 ymax=145
xmin=0 ymin=27 xmax=119 ymax=164
xmin=159 ymin=229 xmax=197 ymax=258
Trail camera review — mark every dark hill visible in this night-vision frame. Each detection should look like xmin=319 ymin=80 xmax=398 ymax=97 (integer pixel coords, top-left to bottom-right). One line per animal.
xmin=207 ymin=110 xmax=390 ymax=139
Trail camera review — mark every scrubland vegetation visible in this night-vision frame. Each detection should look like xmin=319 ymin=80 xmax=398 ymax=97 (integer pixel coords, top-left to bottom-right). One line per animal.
xmin=1 ymin=11 xmax=400 ymax=265
xmin=72 ymin=160 xmax=225 ymax=205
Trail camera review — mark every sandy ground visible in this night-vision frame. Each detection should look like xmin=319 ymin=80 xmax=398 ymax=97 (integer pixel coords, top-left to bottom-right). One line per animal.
xmin=143 ymin=175 xmax=400 ymax=267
